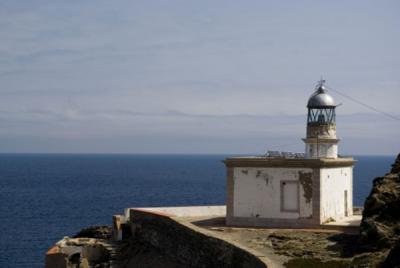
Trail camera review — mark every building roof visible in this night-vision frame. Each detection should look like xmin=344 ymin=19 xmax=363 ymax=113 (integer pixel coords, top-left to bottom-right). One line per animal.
xmin=307 ymin=85 xmax=336 ymax=108
xmin=224 ymin=156 xmax=356 ymax=168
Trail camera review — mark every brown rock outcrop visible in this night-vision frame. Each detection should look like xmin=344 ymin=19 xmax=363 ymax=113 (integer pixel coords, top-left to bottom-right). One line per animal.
xmin=359 ymin=154 xmax=400 ymax=251
xmin=382 ymin=239 xmax=400 ymax=268
xmin=74 ymin=225 xmax=112 ymax=240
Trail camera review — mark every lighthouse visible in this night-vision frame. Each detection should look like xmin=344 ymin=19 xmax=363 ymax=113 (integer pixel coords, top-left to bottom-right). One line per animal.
xmin=224 ymin=80 xmax=356 ymax=228
xmin=303 ymin=80 xmax=339 ymax=159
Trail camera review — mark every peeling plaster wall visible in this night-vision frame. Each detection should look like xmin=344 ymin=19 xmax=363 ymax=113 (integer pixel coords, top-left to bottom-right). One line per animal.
xmin=233 ymin=167 xmax=313 ymax=219
xmin=305 ymin=143 xmax=338 ymax=159
xmin=306 ymin=124 xmax=337 ymax=138
xmin=320 ymin=167 xmax=353 ymax=222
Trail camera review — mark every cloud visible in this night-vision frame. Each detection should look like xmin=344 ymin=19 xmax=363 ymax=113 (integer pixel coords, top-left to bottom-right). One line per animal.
xmin=0 ymin=109 xmax=398 ymax=154
xmin=0 ymin=1 xmax=399 ymax=153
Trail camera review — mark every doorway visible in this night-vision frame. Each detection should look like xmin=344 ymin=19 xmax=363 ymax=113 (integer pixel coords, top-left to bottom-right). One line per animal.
xmin=281 ymin=181 xmax=300 ymax=212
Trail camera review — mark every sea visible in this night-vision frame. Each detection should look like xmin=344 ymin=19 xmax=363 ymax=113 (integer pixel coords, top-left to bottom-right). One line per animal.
xmin=0 ymin=154 xmax=396 ymax=267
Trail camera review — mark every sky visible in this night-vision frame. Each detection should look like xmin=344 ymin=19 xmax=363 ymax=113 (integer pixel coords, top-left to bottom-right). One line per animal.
xmin=0 ymin=0 xmax=399 ymax=155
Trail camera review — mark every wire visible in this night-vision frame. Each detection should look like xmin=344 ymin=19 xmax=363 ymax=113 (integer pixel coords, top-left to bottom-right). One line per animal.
xmin=325 ymin=86 xmax=400 ymax=121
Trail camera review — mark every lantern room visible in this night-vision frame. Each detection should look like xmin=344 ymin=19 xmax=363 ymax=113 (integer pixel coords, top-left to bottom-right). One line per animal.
xmin=307 ymin=80 xmax=336 ymax=125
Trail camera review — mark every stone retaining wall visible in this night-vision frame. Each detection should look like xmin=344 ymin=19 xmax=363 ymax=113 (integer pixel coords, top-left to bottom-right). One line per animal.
xmin=128 ymin=209 xmax=267 ymax=268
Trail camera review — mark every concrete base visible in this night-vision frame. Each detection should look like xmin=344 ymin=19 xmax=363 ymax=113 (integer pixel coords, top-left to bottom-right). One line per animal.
xmin=226 ymin=216 xmax=319 ymax=228
xmin=321 ymin=215 xmax=361 ymax=233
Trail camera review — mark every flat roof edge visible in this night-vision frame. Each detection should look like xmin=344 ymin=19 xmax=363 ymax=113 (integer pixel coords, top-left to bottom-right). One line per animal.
xmin=224 ymin=157 xmax=356 ymax=168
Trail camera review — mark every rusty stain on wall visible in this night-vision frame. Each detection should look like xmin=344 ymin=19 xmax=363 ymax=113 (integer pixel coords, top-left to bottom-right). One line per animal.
xmin=263 ymin=173 xmax=272 ymax=186
xmin=299 ymin=171 xmax=313 ymax=203
xmin=256 ymin=170 xmax=272 ymax=186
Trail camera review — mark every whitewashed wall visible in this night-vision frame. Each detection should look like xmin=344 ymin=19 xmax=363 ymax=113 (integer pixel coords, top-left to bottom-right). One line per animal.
xmin=233 ymin=167 xmax=313 ymax=219
xmin=305 ymin=143 xmax=338 ymax=159
xmin=320 ymin=167 xmax=353 ymax=222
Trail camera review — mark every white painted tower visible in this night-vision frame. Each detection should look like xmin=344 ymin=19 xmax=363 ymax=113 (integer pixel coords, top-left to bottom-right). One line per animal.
xmin=303 ymin=80 xmax=339 ymax=159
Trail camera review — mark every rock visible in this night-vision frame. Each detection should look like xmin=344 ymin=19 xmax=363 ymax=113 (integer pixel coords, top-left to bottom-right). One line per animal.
xmin=382 ymin=239 xmax=400 ymax=268
xmin=79 ymin=258 xmax=90 ymax=268
xmin=74 ymin=226 xmax=111 ymax=240
xmin=359 ymin=154 xmax=400 ymax=251
xmin=391 ymin=153 xmax=400 ymax=173
xmin=46 ymin=237 xmax=116 ymax=268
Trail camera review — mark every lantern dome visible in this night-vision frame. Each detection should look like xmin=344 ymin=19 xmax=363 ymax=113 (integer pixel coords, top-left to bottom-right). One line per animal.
xmin=307 ymin=85 xmax=335 ymax=108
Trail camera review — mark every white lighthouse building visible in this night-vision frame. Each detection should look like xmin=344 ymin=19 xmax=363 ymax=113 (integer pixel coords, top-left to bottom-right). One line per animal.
xmin=224 ymin=80 xmax=356 ymax=227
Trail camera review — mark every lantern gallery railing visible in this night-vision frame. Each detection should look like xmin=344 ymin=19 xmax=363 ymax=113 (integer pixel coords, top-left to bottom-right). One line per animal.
xmin=265 ymin=151 xmax=306 ymax=159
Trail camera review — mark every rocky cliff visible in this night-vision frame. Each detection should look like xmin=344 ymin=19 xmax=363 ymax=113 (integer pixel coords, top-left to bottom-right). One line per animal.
xmin=359 ymin=153 xmax=400 ymax=250
xmin=358 ymin=153 xmax=400 ymax=267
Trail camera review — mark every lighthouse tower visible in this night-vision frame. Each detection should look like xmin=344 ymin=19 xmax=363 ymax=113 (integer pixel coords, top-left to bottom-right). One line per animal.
xmin=303 ymin=80 xmax=339 ymax=159
xmin=224 ymin=79 xmax=356 ymax=228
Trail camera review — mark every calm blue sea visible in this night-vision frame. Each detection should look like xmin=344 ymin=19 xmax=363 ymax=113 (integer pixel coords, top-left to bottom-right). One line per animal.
xmin=0 ymin=154 xmax=395 ymax=267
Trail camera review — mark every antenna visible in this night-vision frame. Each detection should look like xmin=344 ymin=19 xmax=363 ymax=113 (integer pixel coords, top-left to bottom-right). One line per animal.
xmin=316 ymin=76 xmax=326 ymax=90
